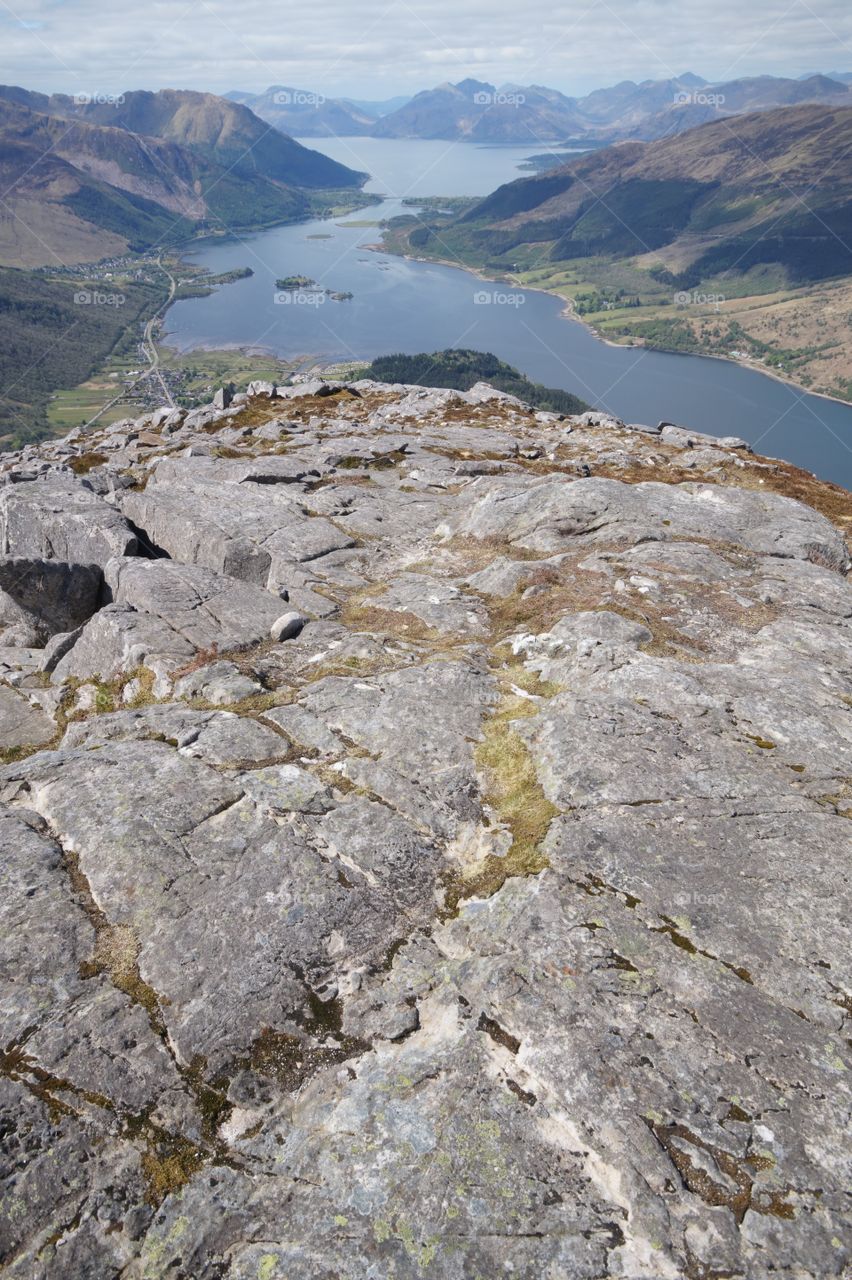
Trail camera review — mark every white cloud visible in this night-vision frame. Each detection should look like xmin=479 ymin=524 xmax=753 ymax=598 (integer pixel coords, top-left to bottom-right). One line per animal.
xmin=1 ymin=0 xmax=851 ymax=98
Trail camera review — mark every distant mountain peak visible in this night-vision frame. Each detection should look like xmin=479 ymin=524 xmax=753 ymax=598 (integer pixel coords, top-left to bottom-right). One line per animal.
xmin=452 ymin=78 xmax=496 ymax=98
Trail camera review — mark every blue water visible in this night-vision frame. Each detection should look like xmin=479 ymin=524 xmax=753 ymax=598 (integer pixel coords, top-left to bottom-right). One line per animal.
xmin=163 ymin=138 xmax=852 ymax=489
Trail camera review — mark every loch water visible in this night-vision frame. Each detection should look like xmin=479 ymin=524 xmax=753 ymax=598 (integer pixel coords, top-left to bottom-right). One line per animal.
xmin=163 ymin=136 xmax=852 ymax=488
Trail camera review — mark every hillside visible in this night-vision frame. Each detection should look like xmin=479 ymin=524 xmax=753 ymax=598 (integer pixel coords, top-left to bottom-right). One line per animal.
xmin=383 ymin=103 xmax=852 ymax=398
xmin=0 ymin=375 xmax=849 ymax=1278
xmin=0 ymin=86 xmax=364 ymax=189
xmin=0 ymin=89 xmax=367 ymax=267
xmin=449 ymin=102 xmax=852 ymax=280
xmin=62 ymin=89 xmax=365 ymax=189
xmin=0 ymin=266 xmax=163 ymax=444
xmin=365 ymin=348 xmax=589 ymax=413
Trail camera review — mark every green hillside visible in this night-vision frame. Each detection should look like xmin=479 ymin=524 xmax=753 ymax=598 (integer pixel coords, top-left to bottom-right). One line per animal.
xmin=0 ymin=267 xmax=163 ymax=446
xmin=403 ymin=104 xmax=852 ymax=287
xmin=0 ymin=90 xmax=367 ymax=269
xmin=366 ymin=349 xmax=589 ymax=414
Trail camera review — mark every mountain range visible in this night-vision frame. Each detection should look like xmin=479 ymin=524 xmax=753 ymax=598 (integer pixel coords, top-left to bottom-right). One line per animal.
xmin=614 ymin=73 xmax=851 ymax=142
xmin=403 ymin=102 xmax=852 ymax=285
xmin=225 ymin=86 xmax=376 ymax=138
xmin=229 ymin=72 xmax=852 ymax=145
xmin=225 ymin=88 xmax=409 ymax=136
xmin=0 ymin=87 xmax=365 ymax=267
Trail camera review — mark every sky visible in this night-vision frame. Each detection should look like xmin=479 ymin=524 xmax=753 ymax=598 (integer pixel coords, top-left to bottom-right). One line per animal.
xmin=1 ymin=0 xmax=851 ymax=100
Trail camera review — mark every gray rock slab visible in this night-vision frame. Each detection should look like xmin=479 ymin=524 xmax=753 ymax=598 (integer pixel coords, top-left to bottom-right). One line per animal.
xmin=61 ymin=703 xmax=287 ymax=767
xmin=4 ymin=740 xmax=446 ymax=1075
xmin=0 ymin=478 xmax=139 ymax=564
xmin=452 ymin=476 xmax=849 ymax=571
xmin=105 ymin=557 xmax=284 ymax=651
xmin=50 ymin=603 xmax=195 ymax=682
xmin=302 ymin=660 xmax=496 ymax=821
xmin=3 ymin=377 xmax=851 ymax=1278
xmin=173 ymin=659 xmax=264 ymax=705
xmin=0 ymin=683 xmax=56 ymax=748
xmin=371 ymin=573 xmax=488 ymax=634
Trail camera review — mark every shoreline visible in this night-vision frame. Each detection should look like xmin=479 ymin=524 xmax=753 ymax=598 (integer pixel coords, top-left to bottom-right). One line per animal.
xmin=383 ymin=243 xmax=852 ymax=411
xmin=154 ymin=214 xmax=852 ymax=419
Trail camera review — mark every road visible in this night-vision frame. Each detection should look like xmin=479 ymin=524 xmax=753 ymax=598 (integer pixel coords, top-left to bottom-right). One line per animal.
xmin=81 ymin=256 xmax=176 ymax=432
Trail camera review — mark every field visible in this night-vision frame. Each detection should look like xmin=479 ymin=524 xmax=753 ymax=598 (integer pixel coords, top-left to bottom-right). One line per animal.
xmin=46 ymin=344 xmax=304 ymax=436
xmin=46 ymin=356 xmax=150 ymax=432
xmin=157 ymin=346 xmax=300 ymax=402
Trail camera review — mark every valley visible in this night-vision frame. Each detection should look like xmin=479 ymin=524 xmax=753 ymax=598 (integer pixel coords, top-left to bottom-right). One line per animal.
xmin=0 ymin=85 xmax=375 ymax=443
xmin=4 ymin=86 xmax=852 ymax=479
xmin=379 ymin=103 xmax=852 ymax=403
xmin=16 ymin=129 xmax=852 ymax=486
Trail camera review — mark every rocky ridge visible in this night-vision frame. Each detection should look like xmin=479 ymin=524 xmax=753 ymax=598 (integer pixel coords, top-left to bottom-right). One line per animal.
xmin=0 ymin=375 xmax=850 ymax=1278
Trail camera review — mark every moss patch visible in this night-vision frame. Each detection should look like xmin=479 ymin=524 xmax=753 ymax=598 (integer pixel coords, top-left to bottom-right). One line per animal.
xmin=444 ymin=690 xmax=557 ymax=914
xmin=80 ymin=921 xmax=161 ymax=1019
xmin=141 ymin=1136 xmax=206 ymax=1205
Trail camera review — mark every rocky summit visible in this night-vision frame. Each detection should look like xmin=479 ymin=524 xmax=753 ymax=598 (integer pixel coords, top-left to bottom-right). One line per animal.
xmin=0 ymin=375 xmax=850 ymax=1280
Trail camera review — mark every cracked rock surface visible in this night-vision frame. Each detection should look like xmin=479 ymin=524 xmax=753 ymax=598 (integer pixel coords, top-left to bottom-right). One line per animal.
xmin=0 ymin=377 xmax=850 ymax=1278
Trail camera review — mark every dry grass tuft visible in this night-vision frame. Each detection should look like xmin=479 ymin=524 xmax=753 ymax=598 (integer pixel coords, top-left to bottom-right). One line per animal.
xmin=340 ymin=596 xmax=441 ymax=643
xmin=439 ymin=534 xmax=547 ymax=574
xmin=172 ymin=645 xmax=219 ymax=681
xmin=68 ymin=451 xmax=108 ymax=475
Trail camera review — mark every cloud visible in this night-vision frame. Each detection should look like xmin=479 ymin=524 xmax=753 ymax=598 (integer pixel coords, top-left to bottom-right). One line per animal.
xmin=3 ymin=0 xmax=851 ymax=98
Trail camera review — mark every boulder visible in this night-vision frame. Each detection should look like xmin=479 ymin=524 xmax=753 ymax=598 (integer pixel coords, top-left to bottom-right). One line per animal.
xmin=0 ymin=558 xmax=103 ymax=639
xmin=246 ymin=380 xmax=277 ymax=398
xmin=212 ymin=382 xmax=236 ymax=410
xmin=270 ymin=611 xmax=308 ymax=641
xmin=0 ymin=478 xmax=139 ymax=565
